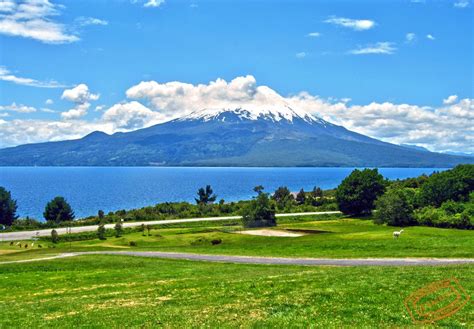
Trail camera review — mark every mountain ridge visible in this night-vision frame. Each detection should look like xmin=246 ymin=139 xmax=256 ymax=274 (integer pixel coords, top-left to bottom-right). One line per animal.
xmin=0 ymin=107 xmax=471 ymax=167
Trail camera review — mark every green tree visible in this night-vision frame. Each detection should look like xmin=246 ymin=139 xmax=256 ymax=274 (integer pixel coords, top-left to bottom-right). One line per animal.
xmin=296 ymin=188 xmax=306 ymax=205
xmin=98 ymin=210 xmax=105 ymax=221
xmin=51 ymin=229 xmax=59 ymax=244
xmin=195 ymin=185 xmax=217 ymax=205
xmin=374 ymin=188 xmax=414 ymax=226
xmin=312 ymin=186 xmax=323 ymax=198
xmin=0 ymin=186 xmax=18 ymax=227
xmin=43 ymin=197 xmax=75 ymax=223
xmin=419 ymin=165 xmax=474 ymax=207
xmin=242 ymin=189 xmax=276 ymax=228
xmin=272 ymin=186 xmax=294 ymax=210
xmin=336 ymin=169 xmax=386 ymax=216
xmin=253 ymin=185 xmax=264 ymax=194
xmin=97 ymin=224 xmax=106 ymax=240
xmin=114 ymin=222 xmax=123 ymax=237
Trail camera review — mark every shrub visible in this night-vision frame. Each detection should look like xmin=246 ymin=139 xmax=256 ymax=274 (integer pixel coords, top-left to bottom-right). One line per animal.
xmin=129 ymin=241 xmax=137 ymax=247
xmin=97 ymin=224 xmax=106 ymax=240
xmin=51 ymin=229 xmax=59 ymax=244
xmin=211 ymin=238 xmax=222 ymax=245
xmin=114 ymin=222 xmax=123 ymax=237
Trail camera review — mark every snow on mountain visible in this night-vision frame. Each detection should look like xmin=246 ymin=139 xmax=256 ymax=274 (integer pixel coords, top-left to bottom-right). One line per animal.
xmin=178 ymin=106 xmax=329 ymax=125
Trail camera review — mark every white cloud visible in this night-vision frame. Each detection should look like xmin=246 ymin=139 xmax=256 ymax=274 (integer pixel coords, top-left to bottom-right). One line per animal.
xmin=443 ymin=95 xmax=458 ymax=105
xmin=307 ymin=32 xmax=321 ymax=37
xmin=0 ymin=66 xmax=68 ymax=88
xmin=76 ymin=16 xmax=108 ymax=26
xmin=0 ymin=102 xmax=37 ymax=113
xmin=349 ymin=42 xmax=396 ymax=55
xmin=405 ymin=33 xmax=416 ymax=43
xmin=45 ymin=98 xmax=54 ymax=105
xmin=61 ymin=84 xmax=99 ymax=120
xmin=324 ymin=17 xmax=375 ymax=31
xmin=454 ymin=0 xmax=470 ymax=8
xmin=41 ymin=108 xmax=56 ymax=113
xmin=133 ymin=0 xmax=165 ymax=8
xmin=295 ymin=52 xmax=307 ymax=59
xmin=102 ymin=101 xmax=164 ymax=130
xmin=0 ymin=76 xmax=472 ymax=153
xmin=426 ymin=34 xmax=435 ymax=40
xmin=0 ymin=0 xmax=79 ymax=44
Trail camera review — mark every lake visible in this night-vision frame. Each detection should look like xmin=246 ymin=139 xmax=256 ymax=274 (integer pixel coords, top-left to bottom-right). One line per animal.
xmin=0 ymin=167 xmax=446 ymax=220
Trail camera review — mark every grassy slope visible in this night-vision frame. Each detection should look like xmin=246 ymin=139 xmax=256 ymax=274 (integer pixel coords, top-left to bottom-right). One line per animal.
xmin=2 ymin=217 xmax=472 ymax=260
xmin=0 ymin=255 xmax=473 ymax=328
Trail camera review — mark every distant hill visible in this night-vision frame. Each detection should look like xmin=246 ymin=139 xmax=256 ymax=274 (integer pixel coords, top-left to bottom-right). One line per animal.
xmin=0 ymin=106 xmax=472 ymax=167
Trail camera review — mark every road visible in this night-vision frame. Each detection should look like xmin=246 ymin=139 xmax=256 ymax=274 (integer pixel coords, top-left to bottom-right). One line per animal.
xmin=0 ymin=211 xmax=340 ymax=241
xmin=1 ymin=251 xmax=473 ymax=266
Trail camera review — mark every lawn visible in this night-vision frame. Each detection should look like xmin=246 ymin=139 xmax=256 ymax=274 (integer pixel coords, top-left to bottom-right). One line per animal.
xmin=0 ymin=255 xmax=472 ymax=328
xmin=1 ymin=217 xmax=472 ymax=260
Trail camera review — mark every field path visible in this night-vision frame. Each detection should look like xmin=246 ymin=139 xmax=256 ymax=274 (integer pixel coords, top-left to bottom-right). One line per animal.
xmin=1 ymin=251 xmax=473 ymax=266
xmin=0 ymin=211 xmax=340 ymax=241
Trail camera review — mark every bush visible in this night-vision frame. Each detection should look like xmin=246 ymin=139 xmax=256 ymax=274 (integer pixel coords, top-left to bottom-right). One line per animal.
xmin=97 ymin=224 xmax=106 ymax=240
xmin=114 ymin=222 xmax=123 ymax=237
xmin=211 ymin=238 xmax=222 ymax=245
xmin=374 ymin=188 xmax=414 ymax=226
xmin=51 ymin=229 xmax=59 ymax=244
xmin=336 ymin=168 xmax=386 ymax=216
xmin=129 ymin=241 xmax=137 ymax=247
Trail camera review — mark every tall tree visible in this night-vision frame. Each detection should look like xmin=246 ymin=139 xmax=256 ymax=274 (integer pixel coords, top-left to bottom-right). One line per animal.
xmin=195 ymin=185 xmax=217 ymax=205
xmin=336 ymin=169 xmax=386 ymax=216
xmin=312 ymin=186 xmax=323 ymax=198
xmin=242 ymin=189 xmax=276 ymax=228
xmin=0 ymin=186 xmax=18 ymax=227
xmin=296 ymin=188 xmax=306 ymax=205
xmin=43 ymin=197 xmax=75 ymax=223
xmin=272 ymin=186 xmax=294 ymax=210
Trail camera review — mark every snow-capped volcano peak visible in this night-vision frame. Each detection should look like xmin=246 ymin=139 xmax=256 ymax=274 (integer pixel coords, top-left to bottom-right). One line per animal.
xmin=179 ymin=105 xmax=326 ymax=124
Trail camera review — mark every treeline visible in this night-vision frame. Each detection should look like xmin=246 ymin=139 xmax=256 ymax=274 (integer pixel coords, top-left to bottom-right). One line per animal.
xmin=335 ymin=164 xmax=473 ymax=229
xmin=0 ymin=184 xmax=336 ymax=231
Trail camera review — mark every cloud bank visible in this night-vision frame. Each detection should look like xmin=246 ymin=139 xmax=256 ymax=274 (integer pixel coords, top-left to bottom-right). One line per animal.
xmin=1 ymin=76 xmax=472 ymax=153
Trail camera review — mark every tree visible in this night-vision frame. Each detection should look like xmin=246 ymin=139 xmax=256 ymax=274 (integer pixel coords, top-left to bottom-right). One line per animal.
xmin=98 ymin=210 xmax=105 ymax=221
xmin=419 ymin=165 xmax=474 ymax=207
xmin=336 ymin=169 xmax=386 ymax=216
xmin=253 ymin=185 xmax=264 ymax=194
xmin=114 ymin=222 xmax=123 ymax=237
xmin=242 ymin=190 xmax=276 ymax=228
xmin=43 ymin=197 xmax=75 ymax=223
xmin=374 ymin=188 xmax=415 ymax=226
xmin=312 ymin=186 xmax=323 ymax=198
xmin=0 ymin=187 xmax=18 ymax=227
xmin=97 ymin=224 xmax=106 ymax=240
xmin=51 ymin=229 xmax=59 ymax=243
xmin=272 ymin=186 xmax=294 ymax=210
xmin=296 ymin=188 xmax=306 ymax=205
xmin=195 ymin=185 xmax=217 ymax=205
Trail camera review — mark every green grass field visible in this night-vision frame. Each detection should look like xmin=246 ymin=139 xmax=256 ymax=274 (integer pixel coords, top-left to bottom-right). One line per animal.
xmin=0 ymin=216 xmax=473 ymax=327
xmin=0 ymin=255 xmax=473 ymax=328
xmin=1 ymin=216 xmax=473 ymax=260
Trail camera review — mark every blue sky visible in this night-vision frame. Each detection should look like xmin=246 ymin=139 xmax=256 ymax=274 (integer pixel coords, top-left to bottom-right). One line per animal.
xmin=0 ymin=0 xmax=473 ymax=152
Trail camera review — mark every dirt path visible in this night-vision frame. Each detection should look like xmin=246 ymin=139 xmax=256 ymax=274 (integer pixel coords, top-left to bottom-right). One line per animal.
xmin=1 ymin=251 xmax=473 ymax=267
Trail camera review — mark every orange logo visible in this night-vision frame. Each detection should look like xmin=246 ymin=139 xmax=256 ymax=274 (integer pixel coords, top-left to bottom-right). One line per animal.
xmin=404 ymin=278 xmax=470 ymax=324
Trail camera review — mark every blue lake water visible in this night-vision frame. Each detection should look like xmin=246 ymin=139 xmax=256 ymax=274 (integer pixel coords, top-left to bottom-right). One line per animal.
xmin=0 ymin=167 xmax=446 ymax=220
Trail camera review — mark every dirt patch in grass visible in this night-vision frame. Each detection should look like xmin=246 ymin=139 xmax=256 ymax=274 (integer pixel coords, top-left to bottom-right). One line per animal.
xmin=236 ymin=229 xmax=305 ymax=237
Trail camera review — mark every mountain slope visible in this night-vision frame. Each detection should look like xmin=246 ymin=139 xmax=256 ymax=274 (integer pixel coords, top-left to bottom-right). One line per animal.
xmin=0 ymin=107 xmax=471 ymax=167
